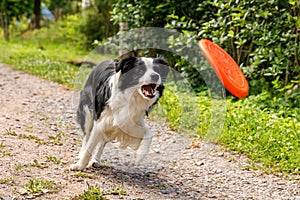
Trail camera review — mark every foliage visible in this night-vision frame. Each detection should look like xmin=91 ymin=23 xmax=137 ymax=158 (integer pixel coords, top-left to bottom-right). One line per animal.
xmin=186 ymin=0 xmax=300 ymax=97
xmin=79 ymin=0 xmax=118 ymax=49
xmin=57 ymin=14 xmax=87 ymax=48
xmin=111 ymin=0 xmax=171 ymax=28
xmin=0 ymin=0 xmax=118 ymax=50
xmin=111 ymin=0 xmax=300 ymax=100
xmin=0 ymin=0 xmax=33 ymax=40
xmin=46 ymin=0 xmax=73 ymax=13
xmin=0 ymin=0 xmax=33 ymax=20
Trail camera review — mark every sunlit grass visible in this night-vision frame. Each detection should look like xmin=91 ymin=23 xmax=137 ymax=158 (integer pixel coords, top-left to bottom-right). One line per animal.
xmin=0 ymin=40 xmax=81 ymax=88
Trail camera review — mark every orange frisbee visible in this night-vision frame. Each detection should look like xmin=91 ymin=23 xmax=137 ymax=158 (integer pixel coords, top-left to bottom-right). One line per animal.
xmin=198 ymin=39 xmax=249 ymax=98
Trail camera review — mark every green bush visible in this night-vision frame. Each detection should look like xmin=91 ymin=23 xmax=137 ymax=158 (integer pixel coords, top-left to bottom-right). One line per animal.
xmin=111 ymin=0 xmax=300 ymax=100
xmin=190 ymin=0 xmax=300 ymax=97
xmin=80 ymin=1 xmax=118 ymax=49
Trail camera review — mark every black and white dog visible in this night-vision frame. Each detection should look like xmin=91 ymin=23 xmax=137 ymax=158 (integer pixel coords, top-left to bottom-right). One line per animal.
xmin=70 ymin=56 xmax=169 ymax=171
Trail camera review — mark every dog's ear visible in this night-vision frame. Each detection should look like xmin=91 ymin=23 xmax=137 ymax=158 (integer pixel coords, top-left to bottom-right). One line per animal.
xmin=153 ymin=58 xmax=169 ymax=82
xmin=115 ymin=56 xmax=137 ymax=73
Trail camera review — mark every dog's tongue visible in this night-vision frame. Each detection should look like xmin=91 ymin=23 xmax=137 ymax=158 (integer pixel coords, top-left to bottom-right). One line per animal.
xmin=142 ymin=85 xmax=155 ymax=98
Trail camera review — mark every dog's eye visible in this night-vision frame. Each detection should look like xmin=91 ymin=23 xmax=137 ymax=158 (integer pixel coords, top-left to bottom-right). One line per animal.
xmin=153 ymin=65 xmax=169 ymax=82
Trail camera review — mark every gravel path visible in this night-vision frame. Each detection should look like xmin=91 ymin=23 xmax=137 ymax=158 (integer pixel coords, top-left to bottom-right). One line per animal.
xmin=0 ymin=63 xmax=299 ymax=199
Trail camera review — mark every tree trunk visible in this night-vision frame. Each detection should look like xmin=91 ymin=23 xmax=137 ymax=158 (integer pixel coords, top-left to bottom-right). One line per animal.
xmin=0 ymin=0 xmax=9 ymax=41
xmin=34 ymin=0 xmax=41 ymax=29
xmin=119 ymin=22 xmax=128 ymax=56
xmin=3 ymin=26 xmax=9 ymax=41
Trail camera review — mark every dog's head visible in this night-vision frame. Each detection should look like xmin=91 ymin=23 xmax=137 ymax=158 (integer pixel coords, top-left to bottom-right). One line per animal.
xmin=115 ymin=56 xmax=169 ymax=102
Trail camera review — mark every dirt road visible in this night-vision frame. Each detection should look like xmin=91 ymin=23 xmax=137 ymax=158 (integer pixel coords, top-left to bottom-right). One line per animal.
xmin=0 ymin=63 xmax=299 ymax=199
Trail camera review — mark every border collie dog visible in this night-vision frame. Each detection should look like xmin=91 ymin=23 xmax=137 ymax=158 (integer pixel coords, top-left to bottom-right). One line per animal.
xmin=70 ymin=56 xmax=169 ymax=171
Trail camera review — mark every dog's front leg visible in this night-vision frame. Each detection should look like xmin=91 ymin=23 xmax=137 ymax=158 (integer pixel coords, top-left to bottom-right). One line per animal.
xmin=136 ymin=130 xmax=153 ymax=164
xmin=70 ymin=122 xmax=102 ymax=171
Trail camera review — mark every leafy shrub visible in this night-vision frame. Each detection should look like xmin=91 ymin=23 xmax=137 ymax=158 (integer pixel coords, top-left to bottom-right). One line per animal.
xmin=15 ymin=14 xmax=87 ymax=50
xmin=79 ymin=1 xmax=118 ymax=49
xmin=111 ymin=0 xmax=300 ymax=100
xmin=193 ymin=0 xmax=299 ymax=96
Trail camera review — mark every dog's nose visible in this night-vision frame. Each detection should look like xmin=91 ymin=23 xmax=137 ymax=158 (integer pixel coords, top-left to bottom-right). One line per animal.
xmin=150 ymin=73 xmax=160 ymax=82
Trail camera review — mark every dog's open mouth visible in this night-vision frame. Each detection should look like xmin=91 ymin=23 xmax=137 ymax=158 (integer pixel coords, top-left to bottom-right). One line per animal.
xmin=141 ymin=84 xmax=157 ymax=98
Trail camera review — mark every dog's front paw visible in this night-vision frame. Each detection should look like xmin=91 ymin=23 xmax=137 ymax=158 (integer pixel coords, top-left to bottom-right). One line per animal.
xmin=69 ymin=163 xmax=85 ymax=171
xmin=87 ymin=159 xmax=101 ymax=169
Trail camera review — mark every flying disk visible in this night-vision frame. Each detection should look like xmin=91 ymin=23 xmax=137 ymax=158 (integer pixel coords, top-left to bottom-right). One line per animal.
xmin=198 ymin=39 xmax=249 ymax=98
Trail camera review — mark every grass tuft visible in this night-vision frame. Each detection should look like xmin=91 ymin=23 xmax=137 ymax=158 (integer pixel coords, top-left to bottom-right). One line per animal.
xmin=23 ymin=178 xmax=62 ymax=195
xmin=45 ymin=155 xmax=62 ymax=165
xmin=0 ymin=178 xmax=15 ymax=185
xmin=74 ymin=173 xmax=95 ymax=179
xmin=72 ymin=184 xmax=127 ymax=200
xmin=72 ymin=186 xmax=107 ymax=200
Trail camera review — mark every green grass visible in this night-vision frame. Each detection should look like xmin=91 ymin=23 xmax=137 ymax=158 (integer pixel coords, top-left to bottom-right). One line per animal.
xmin=149 ymin=84 xmax=214 ymax=137
xmin=45 ymin=155 xmax=62 ymax=165
xmin=74 ymin=173 xmax=95 ymax=179
xmin=151 ymin=84 xmax=300 ymax=175
xmin=23 ymin=178 xmax=62 ymax=195
xmin=0 ymin=40 xmax=81 ymax=88
xmin=221 ymin=97 xmax=300 ymax=175
xmin=5 ymin=130 xmax=17 ymax=136
xmin=48 ymin=133 xmax=64 ymax=146
xmin=0 ymin=178 xmax=15 ymax=185
xmin=31 ymin=159 xmax=48 ymax=169
xmin=72 ymin=185 xmax=127 ymax=200
xmin=72 ymin=186 xmax=107 ymax=200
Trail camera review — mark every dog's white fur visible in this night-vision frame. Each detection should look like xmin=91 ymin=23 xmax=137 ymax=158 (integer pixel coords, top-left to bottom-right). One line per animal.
xmin=70 ymin=57 xmax=168 ymax=171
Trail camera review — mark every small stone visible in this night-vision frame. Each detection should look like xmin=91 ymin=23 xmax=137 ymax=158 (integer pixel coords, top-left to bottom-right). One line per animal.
xmin=277 ymin=181 xmax=286 ymax=185
xmin=153 ymin=148 xmax=160 ymax=153
xmin=18 ymin=188 xmax=28 ymax=195
xmin=195 ymin=161 xmax=204 ymax=166
xmin=207 ymin=194 xmax=218 ymax=198
xmin=25 ymin=195 xmax=35 ymax=199
xmin=3 ymin=197 xmax=17 ymax=200
xmin=218 ymin=152 xmax=224 ymax=157
xmin=51 ymin=126 xmax=57 ymax=131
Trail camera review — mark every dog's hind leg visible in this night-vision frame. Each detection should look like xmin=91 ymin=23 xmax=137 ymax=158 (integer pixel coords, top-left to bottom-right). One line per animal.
xmin=87 ymin=141 xmax=107 ymax=168
xmin=70 ymin=122 xmax=103 ymax=171
xmin=78 ymin=105 xmax=94 ymax=159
